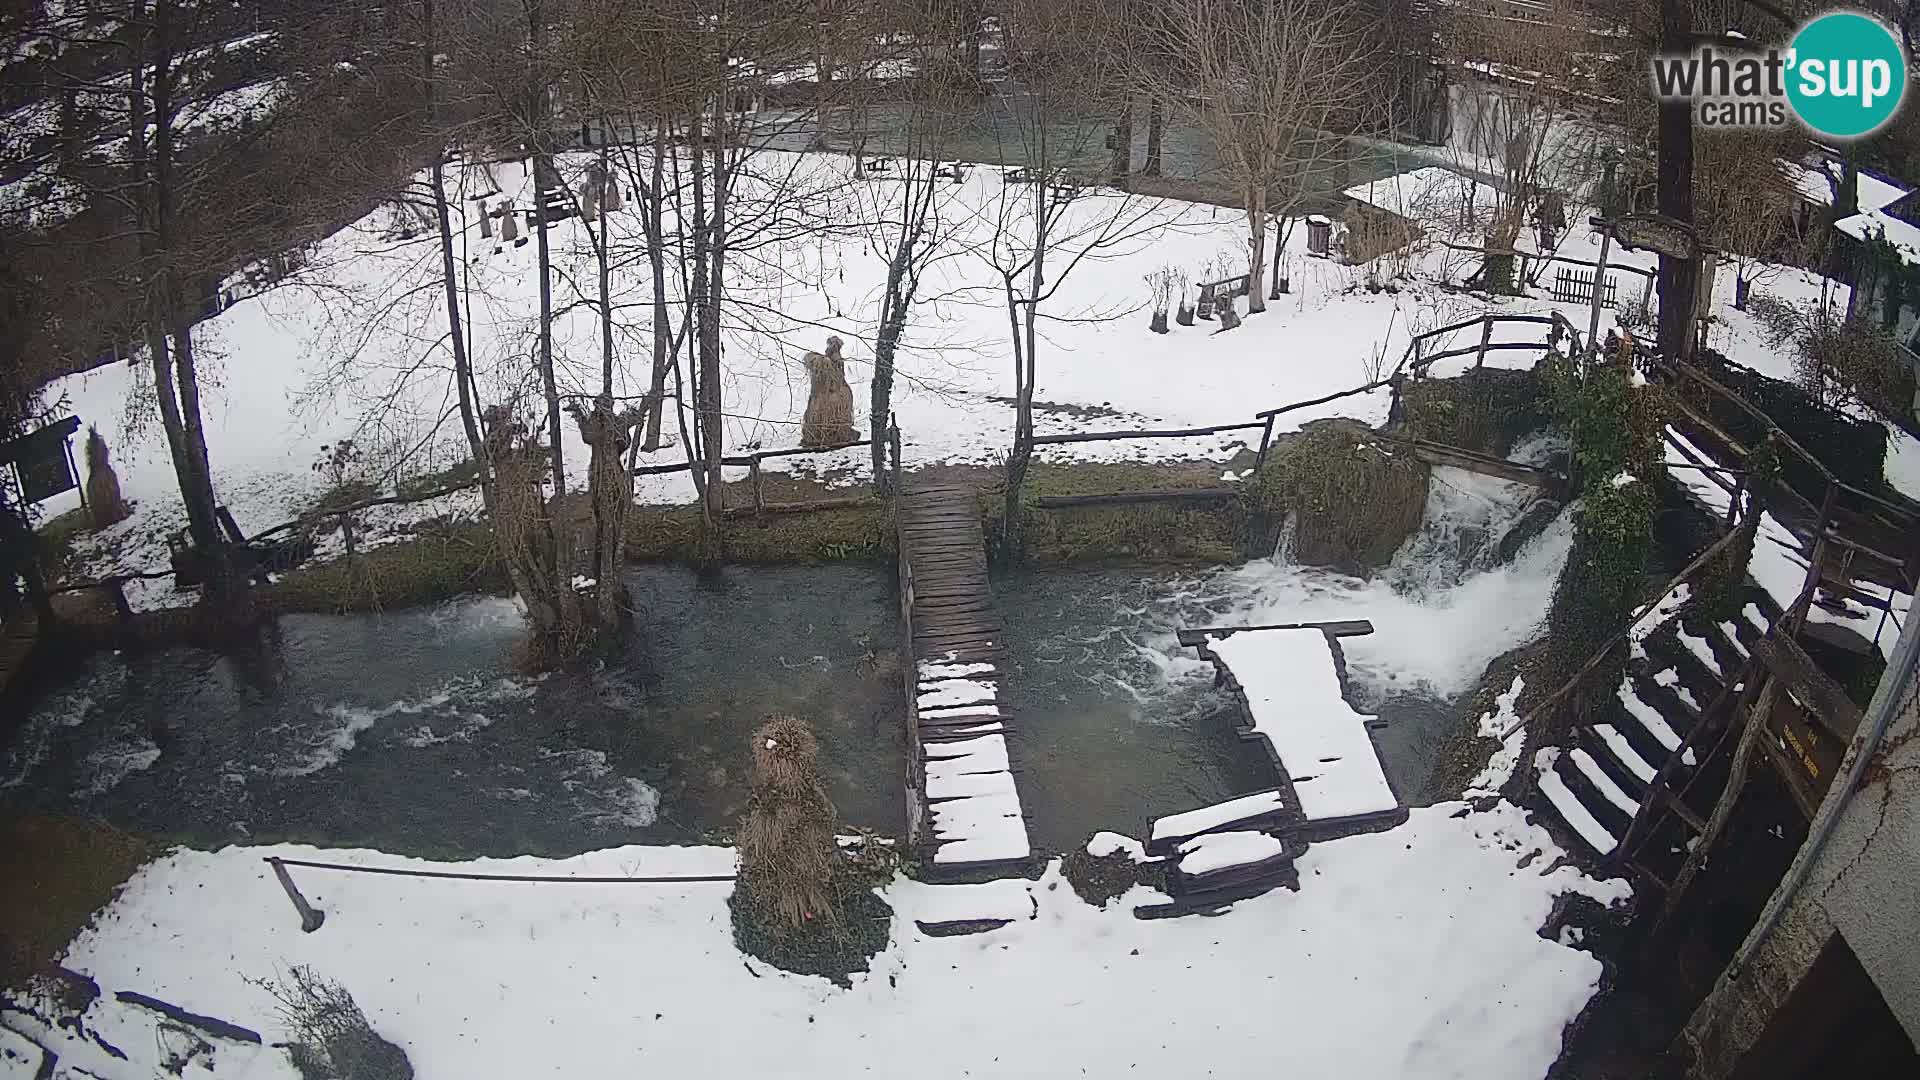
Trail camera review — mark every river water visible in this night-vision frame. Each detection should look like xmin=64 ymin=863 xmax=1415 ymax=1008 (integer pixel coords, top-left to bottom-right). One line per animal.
xmin=6 ymin=459 xmax=1570 ymax=860
xmin=2 ymin=565 xmax=904 ymax=859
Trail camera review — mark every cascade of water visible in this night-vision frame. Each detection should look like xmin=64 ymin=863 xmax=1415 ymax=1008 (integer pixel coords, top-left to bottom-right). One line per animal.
xmin=1273 ymin=510 xmax=1299 ymax=565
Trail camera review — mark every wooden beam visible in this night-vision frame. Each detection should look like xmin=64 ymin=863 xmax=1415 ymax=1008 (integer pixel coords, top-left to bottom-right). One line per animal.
xmin=1176 ymin=620 xmax=1375 ymax=647
xmin=1033 ymin=488 xmax=1236 ymax=509
xmin=1394 ymin=438 xmax=1566 ymax=490
xmin=1752 ymin=634 xmax=1863 ymax=741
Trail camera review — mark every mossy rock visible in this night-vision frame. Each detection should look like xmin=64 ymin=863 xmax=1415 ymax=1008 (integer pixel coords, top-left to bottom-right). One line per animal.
xmin=1239 ymin=419 xmax=1430 ymax=574
xmin=1396 ymin=367 xmax=1553 ymax=458
xmin=1060 ymin=847 xmax=1166 ymax=908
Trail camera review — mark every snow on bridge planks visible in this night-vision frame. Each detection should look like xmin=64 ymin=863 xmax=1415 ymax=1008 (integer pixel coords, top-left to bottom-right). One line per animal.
xmin=899 ymin=483 xmax=1030 ymax=879
xmin=1178 ymin=622 xmax=1408 ymax=842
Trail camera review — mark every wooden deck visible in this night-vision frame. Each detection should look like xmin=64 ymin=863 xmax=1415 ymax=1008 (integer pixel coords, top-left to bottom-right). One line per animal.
xmin=896 ymin=483 xmax=1030 ymax=880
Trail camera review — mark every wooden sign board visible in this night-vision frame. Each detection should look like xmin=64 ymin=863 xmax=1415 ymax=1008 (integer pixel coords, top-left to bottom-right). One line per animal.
xmin=1770 ymin=692 xmax=1844 ymax=807
xmin=1612 ymin=214 xmax=1704 ymax=261
xmin=0 ymin=415 xmax=81 ymax=506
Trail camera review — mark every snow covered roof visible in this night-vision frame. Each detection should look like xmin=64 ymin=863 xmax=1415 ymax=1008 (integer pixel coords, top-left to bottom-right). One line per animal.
xmin=1834 ymin=207 xmax=1920 ymax=266
xmin=1784 ymin=158 xmax=1909 ymax=213
xmin=1343 ymin=166 xmax=1503 ymax=237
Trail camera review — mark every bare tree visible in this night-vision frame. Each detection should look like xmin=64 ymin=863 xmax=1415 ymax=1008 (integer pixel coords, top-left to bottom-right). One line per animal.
xmin=1141 ymin=0 xmax=1383 ymax=314
xmin=1437 ymin=5 xmax=1606 ymax=293
xmin=982 ymin=0 xmax=1166 ymax=551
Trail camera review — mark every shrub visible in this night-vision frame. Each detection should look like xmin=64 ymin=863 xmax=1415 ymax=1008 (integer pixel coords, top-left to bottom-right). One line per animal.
xmin=257 ymin=966 xmax=412 ymax=1080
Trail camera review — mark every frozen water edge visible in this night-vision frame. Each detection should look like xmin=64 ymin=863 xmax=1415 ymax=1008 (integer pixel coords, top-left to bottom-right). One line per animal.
xmin=53 ymin=800 xmax=1627 ymax=1080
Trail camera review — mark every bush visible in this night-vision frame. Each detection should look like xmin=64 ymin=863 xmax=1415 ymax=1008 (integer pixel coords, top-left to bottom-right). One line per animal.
xmin=1239 ymin=420 xmax=1430 ymax=574
xmin=1750 ymin=294 xmax=1914 ymax=428
xmin=257 ymin=966 xmax=412 ymax=1080
xmin=1537 ymin=476 xmax=1655 ymax=731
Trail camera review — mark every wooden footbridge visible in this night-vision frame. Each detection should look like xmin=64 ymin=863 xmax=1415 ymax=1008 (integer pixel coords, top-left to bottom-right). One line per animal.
xmin=895 ymin=482 xmax=1031 ymax=881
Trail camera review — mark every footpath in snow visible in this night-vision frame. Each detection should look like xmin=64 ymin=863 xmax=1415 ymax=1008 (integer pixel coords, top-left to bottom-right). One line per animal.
xmin=16 ymin=801 xmax=1626 ymax=1080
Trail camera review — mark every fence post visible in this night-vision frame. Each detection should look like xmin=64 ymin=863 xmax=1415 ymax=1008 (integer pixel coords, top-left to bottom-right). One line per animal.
xmin=748 ymin=458 xmax=766 ymax=519
xmin=1475 ymin=318 xmax=1493 ymax=372
xmin=268 ymin=858 xmax=326 ymax=932
xmin=888 ymin=415 xmax=902 ymax=496
xmin=1254 ymin=414 xmax=1278 ymax=474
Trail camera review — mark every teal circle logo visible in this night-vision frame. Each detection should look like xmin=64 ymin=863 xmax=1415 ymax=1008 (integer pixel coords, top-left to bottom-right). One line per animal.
xmin=1787 ymin=12 xmax=1907 ymax=138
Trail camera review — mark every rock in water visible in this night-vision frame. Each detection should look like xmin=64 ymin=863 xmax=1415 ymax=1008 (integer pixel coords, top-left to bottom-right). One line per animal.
xmin=800 ymin=336 xmax=858 ymax=448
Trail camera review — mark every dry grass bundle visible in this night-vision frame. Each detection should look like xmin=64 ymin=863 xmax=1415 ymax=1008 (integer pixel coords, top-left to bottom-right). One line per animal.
xmin=83 ymin=426 xmax=130 ymax=529
xmin=737 ymin=714 xmax=840 ymax=929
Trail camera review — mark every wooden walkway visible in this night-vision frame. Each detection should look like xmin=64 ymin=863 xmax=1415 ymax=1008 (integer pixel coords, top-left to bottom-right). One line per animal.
xmin=896 ymin=483 xmax=1030 ymax=880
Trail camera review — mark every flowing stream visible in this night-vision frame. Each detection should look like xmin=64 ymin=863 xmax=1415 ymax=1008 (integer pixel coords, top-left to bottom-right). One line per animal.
xmin=6 ymin=452 xmax=1572 ymax=860
xmin=1001 ymin=453 xmax=1573 ymax=851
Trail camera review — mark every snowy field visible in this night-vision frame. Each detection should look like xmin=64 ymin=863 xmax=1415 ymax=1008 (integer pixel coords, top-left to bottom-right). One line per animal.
xmin=12 ymin=802 xmax=1628 ymax=1080
xmin=28 ymin=147 xmax=1637 ymax=607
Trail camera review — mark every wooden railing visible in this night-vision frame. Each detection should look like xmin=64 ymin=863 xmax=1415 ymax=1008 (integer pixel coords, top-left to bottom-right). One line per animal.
xmin=634 ymin=437 xmax=881 ymax=518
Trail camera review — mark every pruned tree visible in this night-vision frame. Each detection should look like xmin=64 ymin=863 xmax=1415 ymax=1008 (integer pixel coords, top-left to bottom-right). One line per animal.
xmin=1694 ymin=130 xmax=1803 ymax=311
xmin=1141 ymin=0 xmax=1383 ymax=314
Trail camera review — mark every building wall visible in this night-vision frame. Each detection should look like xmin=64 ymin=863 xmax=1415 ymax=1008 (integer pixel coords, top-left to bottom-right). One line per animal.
xmin=1682 ymin=650 xmax=1920 ymax=1077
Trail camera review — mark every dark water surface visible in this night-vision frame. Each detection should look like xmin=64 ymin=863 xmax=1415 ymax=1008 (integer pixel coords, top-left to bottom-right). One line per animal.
xmin=3 ymin=565 xmax=903 ymax=858
xmin=993 ymin=566 xmax=1455 ymax=853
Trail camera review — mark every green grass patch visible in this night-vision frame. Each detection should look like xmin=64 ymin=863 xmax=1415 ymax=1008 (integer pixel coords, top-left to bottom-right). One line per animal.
xmin=0 ymin=816 xmax=155 ymax=990
xmin=267 ymin=520 xmax=504 ymax=614
xmin=987 ymin=460 xmax=1247 ymax=565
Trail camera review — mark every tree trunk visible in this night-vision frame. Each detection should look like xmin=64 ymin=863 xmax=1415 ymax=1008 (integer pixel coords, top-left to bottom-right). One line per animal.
xmin=643 ymin=120 xmax=673 ymax=450
xmin=812 ymin=1 xmax=832 ymax=151
xmin=1656 ymin=0 xmax=1697 ymax=362
xmin=1002 ymin=184 xmax=1046 ymax=553
xmin=1246 ymin=190 xmax=1268 ymax=314
xmin=138 ymin=0 xmax=240 ymax=606
xmin=1144 ymin=99 xmax=1164 ymax=177
xmin=423 ymin=0 xmax=492 ymax=511
xmin=872 ymin=255 xmax=912 ymax=492
xmin=1110 ymin=99 xmax=1132 ymax=180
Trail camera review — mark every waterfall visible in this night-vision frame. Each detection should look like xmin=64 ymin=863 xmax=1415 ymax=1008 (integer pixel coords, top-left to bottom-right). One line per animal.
xmin=1273 ymin=510 xmax=1300 ymax=565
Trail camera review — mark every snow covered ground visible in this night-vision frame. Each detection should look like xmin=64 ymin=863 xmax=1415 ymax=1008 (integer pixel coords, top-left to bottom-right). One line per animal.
xmin=35 ymin=142 xmax=1920 ymax=616
xmin=15 ymin=801 xmax=1627 ymax=1080
xmin=31 ymin=147 xmax=1619 ymax=608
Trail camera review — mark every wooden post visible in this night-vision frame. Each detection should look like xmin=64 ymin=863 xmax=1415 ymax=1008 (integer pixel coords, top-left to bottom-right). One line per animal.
xmin=1726 ymin=472 xmax=1745 ymax=529
xmin=887 ymin=415 xmax=902 ymax=496
xmin=267 ymin=858 xmax=326 ymax=932
xmin=749 ymin=458 xmax=765 ymax=519
xmin=65 ymin=436 xmax=88 ymax=514
xmin=1657 ymin=678 xmax=1781 ymax=927
xmin=1254 ymin=414 xmax=1278 ymax=474
xmin=1586 ymin=225 xmax=1614 ymax=369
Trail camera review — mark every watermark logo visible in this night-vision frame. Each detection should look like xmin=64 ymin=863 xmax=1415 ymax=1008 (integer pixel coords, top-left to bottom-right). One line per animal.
xmin=1649 ymin=11 xmax=1907 ymax=139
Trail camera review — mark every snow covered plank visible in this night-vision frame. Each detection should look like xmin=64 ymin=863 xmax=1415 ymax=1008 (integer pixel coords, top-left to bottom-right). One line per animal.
xmin=1593 ymin=724 xmax=1658 ymax=784
xmin=1175 ymin=830 xmax=1289 ymax=878
xmin=1535 ymin=749 xmax=1618 ymax=856
xmin=1569 ymin=749 xmax=1640 ymax=817
xmin=1146 ymin=789 xmax=1295 ymax=856
xmin=916 ymin=679 xmax=997 ymax=711
xmin=905 ymin=879 xmax=1036 ymax=935
xmin=1615 ymin=680 xmax=1683 ymax=752
xmin=1201 ymin=627 xmax=1402 ymax=828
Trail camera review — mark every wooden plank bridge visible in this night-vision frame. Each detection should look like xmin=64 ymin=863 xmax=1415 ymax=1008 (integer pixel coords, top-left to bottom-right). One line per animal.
xmin=895 ymin=483 xmax=1031 ymax=880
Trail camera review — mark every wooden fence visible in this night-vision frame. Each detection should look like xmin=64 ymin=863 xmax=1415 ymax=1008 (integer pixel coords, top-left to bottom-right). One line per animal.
xmin=1025 ymin=312 xmax=1582 ymax=506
